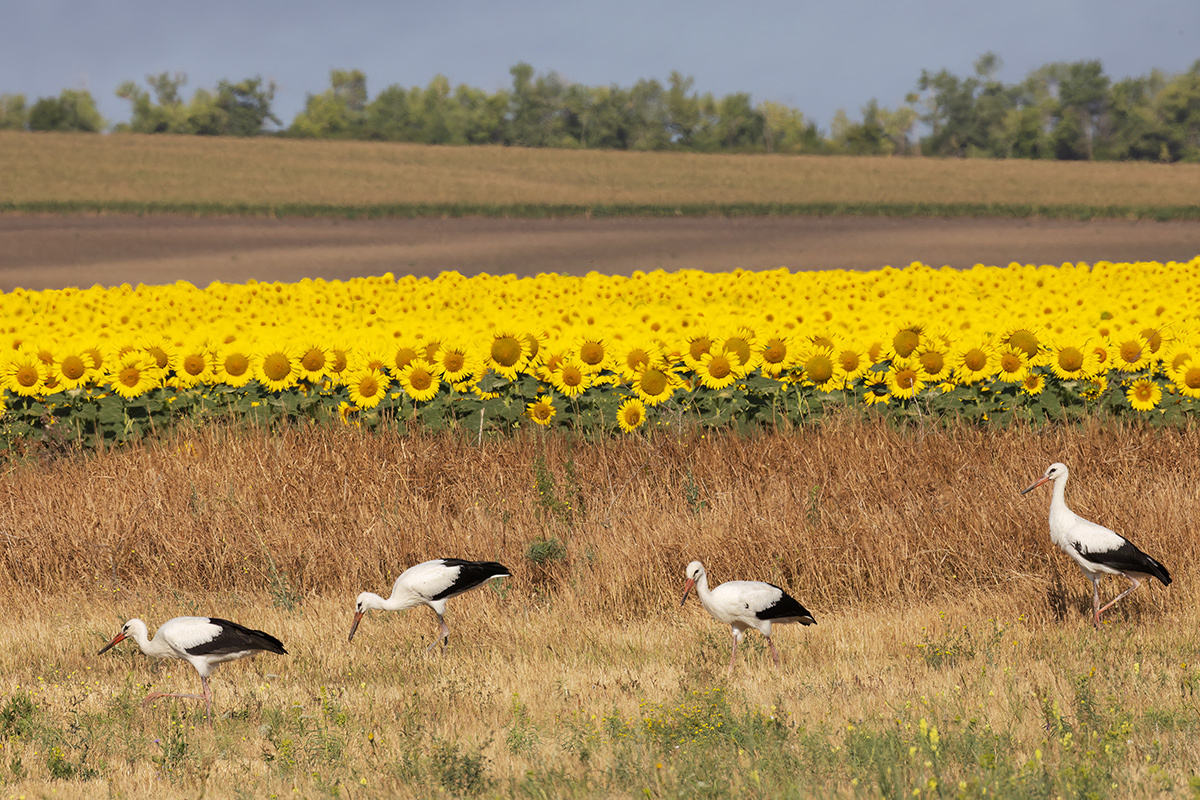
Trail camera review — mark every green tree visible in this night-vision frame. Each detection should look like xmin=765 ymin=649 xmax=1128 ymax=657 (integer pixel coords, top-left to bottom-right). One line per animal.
xmin=506 ymin=62 xmax=570 ymax=147
xmin=0 ymin=94 xmax=27 ymax=130
xmin=290 ymin=69 xmax=367 ymax=138
xmin=1155 ymin=62 xmax=1200 ymax=161
xmin=117 ymin=72 xmax=189 ymax=133
xmin=214 ymin=77 xmax=279 ymax=135
xmin=28 ymin=89 xmax=104 ymax=132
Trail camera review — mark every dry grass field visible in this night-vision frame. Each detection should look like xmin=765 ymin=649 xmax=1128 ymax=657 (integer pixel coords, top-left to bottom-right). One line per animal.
xmin=4 ymin=131 xmax=1200 ymax=209
xmin=1 ymin=420 xmax=1198 ymax=797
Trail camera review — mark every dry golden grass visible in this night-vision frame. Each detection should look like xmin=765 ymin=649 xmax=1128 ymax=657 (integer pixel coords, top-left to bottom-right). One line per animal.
xmin=2 ymin=420 xmax=1198 ymax=797
xmin=3 ymin=131 xmax=1200 ymax=210
xmin=4 ymin=420 xmax=1194 ymax=616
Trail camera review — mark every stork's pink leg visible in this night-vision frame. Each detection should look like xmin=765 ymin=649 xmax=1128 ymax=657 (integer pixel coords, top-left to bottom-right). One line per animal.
xmin=727 ymin=636 xmax=740 ymax=676
xmin=1097 ymin=576 xmax=1142 ymax=622
xmin=767 ymin=636 xmax=781 ymax=667
xmin=426 ymin=615 xmax=451 ymax=653
xmin=1090 ymin=578 xmax=1102 ymax=628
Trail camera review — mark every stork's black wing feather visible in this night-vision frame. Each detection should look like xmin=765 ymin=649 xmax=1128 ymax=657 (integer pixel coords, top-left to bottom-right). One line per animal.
xmin=1075 ymin=541 xmax=1172 ymax=586
xmin=756 ymin=585 xmax=817 ymax=625
xmin=187 ymin=618 xmax=288 ymax=656
xmin=430 ymin=559 xmax=511 ymax=600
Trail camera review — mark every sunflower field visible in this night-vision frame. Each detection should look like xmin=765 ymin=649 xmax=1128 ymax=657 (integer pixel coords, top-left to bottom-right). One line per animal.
xmin=2 ymin=257 xmax=1199 ymax=449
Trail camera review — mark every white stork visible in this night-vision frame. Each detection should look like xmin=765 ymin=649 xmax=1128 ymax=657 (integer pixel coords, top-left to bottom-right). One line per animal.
xmin=680 ymin=560 xmax=816 ymax=675
xmin=1021 ymin=461 xmax=1172 ymax=627
xmin=97 ymin=616 xmax=287 ymax=721
xmin=349 ymin=558 xmax=511 ymax=649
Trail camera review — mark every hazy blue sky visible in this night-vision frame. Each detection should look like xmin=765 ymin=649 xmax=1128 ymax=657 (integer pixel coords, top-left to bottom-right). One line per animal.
xmin=5 ymin=0 xmax=1198 ymax=132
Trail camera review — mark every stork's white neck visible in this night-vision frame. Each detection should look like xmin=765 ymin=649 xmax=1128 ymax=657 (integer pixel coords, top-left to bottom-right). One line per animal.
xmin=1047 ymin=472 xmax=1078 ymax=545
xmin=693 ymin=570 xmax=716 ymax=613
xmin=364 ymin=589 xmax=420 ymax=613
xmin=127 ymin=620 xmax=175 ymax=660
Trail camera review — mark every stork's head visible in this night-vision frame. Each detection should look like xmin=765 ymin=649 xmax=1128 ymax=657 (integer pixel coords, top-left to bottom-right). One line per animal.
xmin=1021 ymin=462 xmax=1069 ymax=495
xmin=98 ymin=619 xmax=139 ymax=655
xmin=348 ymin=591 xmax=381 ymax=642
xmin=680 ymin=561 xmax=706 ymax=606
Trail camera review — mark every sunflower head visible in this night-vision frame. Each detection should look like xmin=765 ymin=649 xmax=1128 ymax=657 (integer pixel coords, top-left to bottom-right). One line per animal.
xmin=109 ymin=352 xmax=163 ymax=399
xmin=550 ymin=360 xmax=591 ymax=398
xmin=697 ymin=350 xmax=738 ymax=390
xmin=347 ymin=368 xmax=390 ymax=409
xmin=1126 ymin=378 xmax=1163 ymax=411
xmin=617 ymin=398 xmax=647 ymax=433
xmin=526 ymin=396 xmax=557 ymax=426
xmin=399 ymin=359 xmax=441 ymax=402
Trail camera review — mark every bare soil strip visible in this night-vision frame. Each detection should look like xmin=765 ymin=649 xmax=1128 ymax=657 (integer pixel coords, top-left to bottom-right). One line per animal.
xmin=2 ymin=215 xmax=1199 ymax=291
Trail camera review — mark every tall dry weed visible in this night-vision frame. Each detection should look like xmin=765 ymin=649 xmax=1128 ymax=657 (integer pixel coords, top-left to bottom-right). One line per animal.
xmin=2 ymin=419 xmax=1193 ymax=626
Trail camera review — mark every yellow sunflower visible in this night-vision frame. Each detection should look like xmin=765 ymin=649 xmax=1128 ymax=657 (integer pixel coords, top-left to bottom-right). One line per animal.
xmin=523 ymin=331 xmax=548 ymax=367
xmin=799 ymin=346 xmax=839 ymax=390
xmin=1002 ymin=326 xmax=1043 ymax=359
xmin=549 ymin=360 xmax=591 ymax=398
xmin=173 ymin=341 xmax=216 ymax=388
xmin=913 ymin=343 xmax=954 ymax=385
xmin=388 ymin=344 xmax=421 ymax=378
xmin=683 ymin=332 xmax=715 ymax=370
xmin=296 ymin=342 xmax=332 ymax=382
xmin=952 ymin=340 xmax=996 ymax=385
xmin=1126 ymin=378 xmax=1162 ymax=411
xmin=256 ymin=342 xmax=301 ymax=392
xmin=888 ymin=325 xmax=924 ymax=359
xmin=575 ymin=335 xmax=610 ymax=374
xmin=832 ymin=344 xmax=869 ymax=383
xmin=617 ymin=398 xmax=647 ymax=432
xmin=887 ymin=358 xmax=925 ymax=399
xmin=483 ymin=331 xmax=529 ymax=379
xmin=214 ymin=345 xmax=255 ymax=388
xmin=1170 ymin=362 xmax=1200 ymax=399
xmin=398 ymin=359 xmax=441 ymax=402
xmin=433 ymin=343 xmax=475 ymax=382
xmin=526 ymin=396 xmax=557 ymax=426
xmin=1047 ymin=338 xmax=1100 ymax=381
xmin=758 ymin=334 xmax=797 ymax=378
xmin=1111 ymin=335 xmax=1153 ymax=373
xmin=2 ymin=348 xmax=48 ymax=397
xmin=632 ymin=365 xmax=679 ymax=406
xmin=137 ymin=333 xmax=178 ymax=373
xmin=720 ymin=327 xmax=757 ymax=369
xmin=346 ymin=368 xmax=390 ymax=409
xmin=52 ymin=344 xmax=94 ymax=391
xmin=1021 ymin=373 xmax=1046 ymax=396
xmin=616 ymin=342 xmax=661 ymax=380
xmin=108 ymin=351 xmax=163 ymax=399
xmin=994 ymin=345 xmax=1031 ymax=384
xmin=696 ymin=349 xmax=738 ymax=390
xmin=862 ymin=373 xmax=891 ymax=405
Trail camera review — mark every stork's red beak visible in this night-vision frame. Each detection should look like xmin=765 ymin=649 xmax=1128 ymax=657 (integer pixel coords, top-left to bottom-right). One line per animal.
xmin=97 ymin=631 xmax=126 ymax=655
xmin=348 ymin=611 xmax=364 ymax=642
xmin=1020 ymin=475 xmax=1051 ymax=495
xmin=680 ymin=578 xmax=695 ymax=606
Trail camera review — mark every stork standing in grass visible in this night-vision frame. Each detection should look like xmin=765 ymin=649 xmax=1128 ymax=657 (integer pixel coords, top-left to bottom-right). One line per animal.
xmin=1021 ymin=462 xmax=1172 ymax=627
xmin=349 ymin=558 xmax=511 ymax=649
xmin=680 ymin=560 xmax=816 ymax=675
xmin=97 ymin=616 xmax=287 ymax=722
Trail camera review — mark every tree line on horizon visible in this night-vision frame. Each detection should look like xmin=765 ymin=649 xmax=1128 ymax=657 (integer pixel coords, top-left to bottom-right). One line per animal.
xmin=1 ymin=55 xmax=1198 ymax=162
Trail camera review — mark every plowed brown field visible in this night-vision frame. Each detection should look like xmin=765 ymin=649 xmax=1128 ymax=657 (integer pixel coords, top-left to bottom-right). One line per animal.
xmin=3 ymin=214 xmax=1200 ymax=291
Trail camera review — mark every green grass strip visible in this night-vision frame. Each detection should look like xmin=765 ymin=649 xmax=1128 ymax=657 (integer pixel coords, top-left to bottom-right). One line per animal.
xmin=3 ymin=200 xmax=1200 ymax=221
